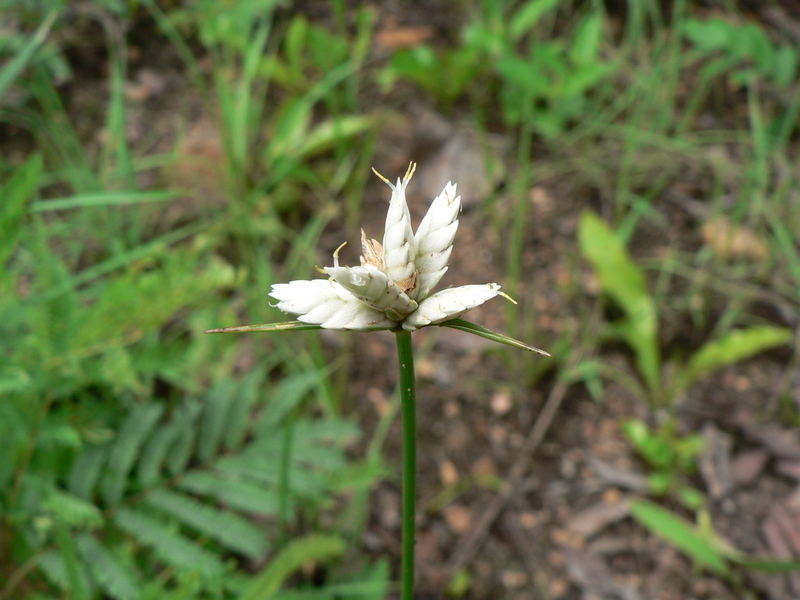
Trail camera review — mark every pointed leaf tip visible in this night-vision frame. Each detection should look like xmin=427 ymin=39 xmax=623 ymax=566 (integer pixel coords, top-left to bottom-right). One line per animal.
xmin=437 ymin=318 xmax=550 ymax=355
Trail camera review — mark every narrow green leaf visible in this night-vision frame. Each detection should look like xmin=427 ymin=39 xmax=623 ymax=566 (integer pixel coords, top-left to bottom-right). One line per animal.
xmin=509 ymin=0 xmax=561 ymax=41
xmin=76 ymin=534 xmax=140 ymax=600
xmin=630 ymin=499 xmax=729 ymax=575
xmin=239 ymin=535 xmax=346 ymax=600
xmin=682 ymin=326 xmax=792 ymax=390
xmin=145 ymin=488 xmax=269 ymax=558
xmin=0 ymin=154 xmax=42 ymax=265
xmin=736 ymin=556 xmax=800 ymax=573
xmin=29 ymin=191 xmax=179 ymax=212
xmin=437 ymin=318 xmax=550 ymax=355
xmin=205 ymin=321 xmax=323 ymax=334
xmin=113 ymin=507 xmax=225 ymax=579
xmin=298 ymin=115 xmax=377 ymax=159
xmin=0 ymin=10 xmax=58 ymax=99
xmin=102 ymin=404 xmax=164 ymax=505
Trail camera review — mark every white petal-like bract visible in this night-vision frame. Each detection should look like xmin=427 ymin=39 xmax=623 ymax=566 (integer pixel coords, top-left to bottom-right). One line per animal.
xmin=323 ymin=264 xmax=417 ymax=318
xmin=270 ymin=280 xmax=394 ymax=330
xmin=380 ymin=165 xmax=417 ymax=288
xmin=402 ymin=284 xmax=503 ymax=331
xmin=413 ymin=182 xmax=460 ymax=299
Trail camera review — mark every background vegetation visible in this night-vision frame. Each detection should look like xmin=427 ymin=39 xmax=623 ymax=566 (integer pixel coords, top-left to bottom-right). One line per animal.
xmin=1 ymin=0 xmax=798 ymax=598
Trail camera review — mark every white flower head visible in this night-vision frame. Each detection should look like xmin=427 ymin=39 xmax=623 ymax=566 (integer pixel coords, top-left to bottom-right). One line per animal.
xmin=269 ymin=162 xmax=508 ymax=332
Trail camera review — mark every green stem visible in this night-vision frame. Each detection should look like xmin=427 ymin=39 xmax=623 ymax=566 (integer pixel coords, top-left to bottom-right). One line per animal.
xmin=394 ymin=330 xmax=416 ymax=600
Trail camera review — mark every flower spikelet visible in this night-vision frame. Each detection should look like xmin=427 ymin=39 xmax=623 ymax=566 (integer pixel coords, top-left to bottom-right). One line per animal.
xmin=375 ymin=163 xmax=417 ymax=292
xmin=402 ymin=284 xmax=503 ymax=331
xmin=267 ymin=164 xmax=509 ymax=333
xmin=271 ymin=279 xmax=394 ymax=330
xmin=323 ymin=264 xmax=418 ymax=318
xmin=413 ymin=181 xmax=460 ymax=300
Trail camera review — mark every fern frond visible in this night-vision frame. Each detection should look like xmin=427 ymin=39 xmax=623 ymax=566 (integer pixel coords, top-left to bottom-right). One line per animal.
xmin=137 ymin=421 xmax=181 ymax=488
xmin=223 ymin=368 xmax=266 ymax=451
xmin=217 ymin=449 xmax=323 ymax=497
xmin=238 ymin=534 xmax=345 ymax=600
xmin=102 ymin=404 xmax=164 ymax=504
xmin=255 ymin=370 xmax=326 ymax=433
xmin=113 ymin=507 xmax=225 ymax=580
xmin=54 ymin=523 xmax=92 ymax=600
xmin=38 ymin=549 xmax=92 ymax=598
xmin=68 ymin=445 xmax=107 ymax=500
xmin=144 ymin=488 xmax=269 ymax=559
xmin=166 ymin=400 xmax=202 ymax=475
xmin=76 ymin=534 xmax=140 ymax=600
xmin=178 ymin=471 xmax=280 ymax=515
xmin=42 ymin=488 xmax=104 ymax=529
xmin=197 ymin=378 xmax=234 ymax=463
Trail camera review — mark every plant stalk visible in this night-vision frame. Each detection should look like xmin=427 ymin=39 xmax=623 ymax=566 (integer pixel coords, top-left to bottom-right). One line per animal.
xmin=394 ymin=329 xmax=416 ymax=600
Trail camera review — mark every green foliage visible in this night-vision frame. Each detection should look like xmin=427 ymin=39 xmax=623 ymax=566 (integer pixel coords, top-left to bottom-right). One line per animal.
xmin=239 ymin=535 xmax=345 ymax=600
xmin=631 ymin=500 xmax=800 ymax=578
xmin=382 ymin=1 xmax=615 ymax=135
xmin=5 ymin=369 xmax=380 ymax=598
xmin=578 ymin=211 xmax=791 ymax=405
xmin=682 ymin=18 xmax=798 ymax=88
xmin=578 ymin=211 xmax=661 ymax=395
xmin=0 ymin=8 xmax=61 ymax=100
xmin=630 ymin=500 xmax=730 ymax=575
xmin=680 ymin=326 xmax=793 ymax=394
xmin=623 ymin=419 xmax=704 ymax=506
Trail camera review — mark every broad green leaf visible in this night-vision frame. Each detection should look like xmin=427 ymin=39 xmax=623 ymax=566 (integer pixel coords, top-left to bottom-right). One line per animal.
xmin=578 ymin=211 xmax=660 ymax=393
xmin=239 ymin=534 xmax=346 ymax=600
xmin=570 ymin=14 xmax=603 ymax=65
xmin=630 ymin=499 xmax=729 ymax=575
xmin=682 ymin=326 xmax=792 ymax=391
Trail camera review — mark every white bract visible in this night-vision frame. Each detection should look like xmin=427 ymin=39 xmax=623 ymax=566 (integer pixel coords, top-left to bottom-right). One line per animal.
xmin=270 ymin=163 xmax=507 ymax=331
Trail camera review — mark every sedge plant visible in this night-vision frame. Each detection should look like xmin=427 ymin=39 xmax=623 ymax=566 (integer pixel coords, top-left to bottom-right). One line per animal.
xmin=208 ymin=163 xmax=549 ymax=599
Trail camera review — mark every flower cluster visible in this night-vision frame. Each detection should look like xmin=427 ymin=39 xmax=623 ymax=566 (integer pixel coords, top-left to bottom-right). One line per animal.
xmin=270 ymin=163 xmax=506 ymax=331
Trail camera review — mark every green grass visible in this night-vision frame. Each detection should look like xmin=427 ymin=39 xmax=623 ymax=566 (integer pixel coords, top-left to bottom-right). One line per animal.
xmin=1 ymin=0 xmax=799 ymax=597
